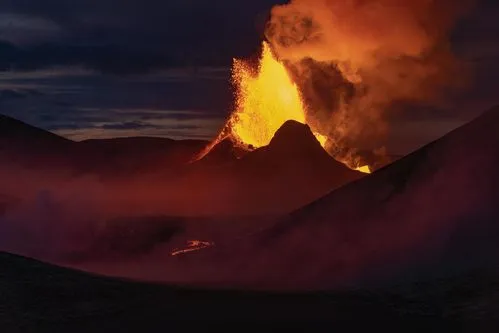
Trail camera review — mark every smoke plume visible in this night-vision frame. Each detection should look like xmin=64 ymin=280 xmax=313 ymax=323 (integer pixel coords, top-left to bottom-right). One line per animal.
xmin=265 ymin=0 xmax=473 ymax=163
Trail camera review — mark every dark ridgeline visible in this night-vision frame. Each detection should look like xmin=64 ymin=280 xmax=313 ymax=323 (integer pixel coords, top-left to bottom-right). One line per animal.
xmin=0 ymin=114 xmax=207 ymax=176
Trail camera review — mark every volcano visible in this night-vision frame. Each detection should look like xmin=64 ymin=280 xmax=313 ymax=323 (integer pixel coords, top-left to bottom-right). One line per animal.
xmin=184 ymin=120 xmax=363 ymax=215
xmin=201 ymin=41 xmax=372 ymax=172
xmin=234 ymin=120 xmax=361 ymax=185
xmin=2 ymin=251 xmax=499 ymax=331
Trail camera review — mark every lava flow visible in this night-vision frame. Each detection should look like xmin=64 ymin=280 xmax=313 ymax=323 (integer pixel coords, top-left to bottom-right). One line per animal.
xmin=197 ymin=42 xmax=369 ymax=173
xmin=170 ymin=240 xmax=214 ymax=257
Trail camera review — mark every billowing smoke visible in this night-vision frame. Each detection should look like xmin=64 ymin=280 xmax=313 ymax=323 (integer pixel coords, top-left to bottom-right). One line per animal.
xmin=265 ymin=0 xmax=472 ymax=165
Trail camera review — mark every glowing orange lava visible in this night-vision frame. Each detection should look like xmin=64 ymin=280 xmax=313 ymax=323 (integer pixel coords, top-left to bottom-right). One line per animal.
xmin=197 ymin=42 xmax=371 ymax=174
xmin=228 ymin=42 xmax=311 ymax=147
xmin=355 ymin=165 xmax=371 ymax=174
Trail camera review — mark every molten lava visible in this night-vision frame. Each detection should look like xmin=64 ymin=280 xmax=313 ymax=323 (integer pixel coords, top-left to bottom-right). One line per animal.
xmin=355 ymin=165 xmax=371 ymax=174
xmin=229 ymin=42 xmax=310 ymax=147
xmin=197 ymin=42 xmax=370 ymax=174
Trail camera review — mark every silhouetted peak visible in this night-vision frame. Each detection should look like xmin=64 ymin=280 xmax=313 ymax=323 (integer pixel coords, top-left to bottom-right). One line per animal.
xmin=0 ymin=114 xmax=70 ymax=145
xmin=195 ymin=137 xmax=252 ymax=166
xmin=270 ymin=121 xmax=314 ymax=143
xmin=202 ymin=138 xmax=238 ymax=162
xmin=268 ymin=120 xmax=325 ymax=155
xmin=242 ymin=120 xmax=360 ymax=178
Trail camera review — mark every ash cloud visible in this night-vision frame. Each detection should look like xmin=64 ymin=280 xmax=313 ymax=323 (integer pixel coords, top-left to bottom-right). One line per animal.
xmin=265 ymin=0 xmax=475 ymax=164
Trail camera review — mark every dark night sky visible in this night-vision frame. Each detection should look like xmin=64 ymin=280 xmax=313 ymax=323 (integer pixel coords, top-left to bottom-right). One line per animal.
xmin=0 ymin=0 xmax=287 ymax=72
xmin=0 ymin=0 xmax=498 ymax=154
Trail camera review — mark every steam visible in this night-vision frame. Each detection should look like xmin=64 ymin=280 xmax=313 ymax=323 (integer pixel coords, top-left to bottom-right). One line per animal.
xmin=265 ymin=0 xmax=472 ymax=164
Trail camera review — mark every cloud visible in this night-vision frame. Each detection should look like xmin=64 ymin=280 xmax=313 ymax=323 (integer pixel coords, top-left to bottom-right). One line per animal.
xmin=168 ymin=124 xmax=201 ymax=130
xmin=0 ymin=88 xmax=44 ymax=101
xmin=0 ymin=0 xmax=285 ymax=74
xmin=100 ymin=121 xmax=161 ymax=130
xmin=0 ymin=89 xmax=27 ymax=100
xmin=45 ymin=123 xmax=96 ymax=131
xmin=0 ymin=13 xmax=61 ymax=45
xmin=0 ymin=0 xmax=495 ymax=75
xmin=0 ymin=68 xmax=229 ymax=142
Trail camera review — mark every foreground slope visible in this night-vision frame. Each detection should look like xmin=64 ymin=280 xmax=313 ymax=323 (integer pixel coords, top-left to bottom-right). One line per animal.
xmin=231 ymin=106 xmax=499 ymax=288
xmin=1 ymin=252 xmax=499 ymax=332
